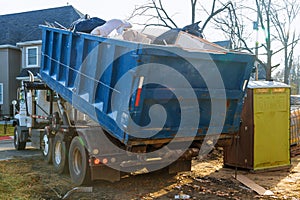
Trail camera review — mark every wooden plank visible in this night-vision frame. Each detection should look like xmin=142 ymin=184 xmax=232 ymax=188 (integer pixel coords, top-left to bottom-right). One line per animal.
xmin=291 ymin=145 xmax=300 ymax=157
xmin=175 ymin=31 xmax=227 ymax=53
xmin=233 ymin=175 xmax=274 ymax=196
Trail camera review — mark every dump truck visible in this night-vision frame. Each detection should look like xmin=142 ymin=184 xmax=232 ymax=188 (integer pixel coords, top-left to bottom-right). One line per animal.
xmin=13 ymin=26 xmax=254 ymax=185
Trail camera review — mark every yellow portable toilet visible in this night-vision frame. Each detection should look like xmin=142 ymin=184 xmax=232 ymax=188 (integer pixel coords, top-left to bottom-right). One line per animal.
xmin=224 ymin=81 xmax=291 ymax=171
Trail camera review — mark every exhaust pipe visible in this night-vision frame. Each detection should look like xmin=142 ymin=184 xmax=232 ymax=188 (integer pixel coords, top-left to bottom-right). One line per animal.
xmin=28 ymin=70 xmax=34 ymax=82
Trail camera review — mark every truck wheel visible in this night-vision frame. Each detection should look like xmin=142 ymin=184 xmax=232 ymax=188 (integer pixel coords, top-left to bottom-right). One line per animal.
xmin=69 ymin=136 xmax=91 ymax=185
xmin=41 ymin=128 xmax=53 ymax=163
xmin=52 ymin=132 xmax=69 ymax=174
xmin=13 ymin=127 xmax=26 ymax=150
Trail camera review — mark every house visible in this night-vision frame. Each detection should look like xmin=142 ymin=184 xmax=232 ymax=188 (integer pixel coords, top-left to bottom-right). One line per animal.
xmin=213 ymin=40 xmax=232 ymax=49
xmin=0 ymin=6 xmax=83 ymax=116
xmin=0 ymin=45 xmax=21 ymax=116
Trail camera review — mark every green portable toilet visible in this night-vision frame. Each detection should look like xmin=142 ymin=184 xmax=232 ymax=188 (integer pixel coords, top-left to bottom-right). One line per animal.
xmin=224 ymin=81 xmax=291 ymax=171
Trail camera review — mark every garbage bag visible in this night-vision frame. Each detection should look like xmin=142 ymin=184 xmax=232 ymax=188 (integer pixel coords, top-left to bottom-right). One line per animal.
xmin=182 ymin=21 xmax=203 ymax=38
xmin=91 ymin=19 xmax=132 ymax=37
xmin=70 ymin=15 xmax=106 ymax=33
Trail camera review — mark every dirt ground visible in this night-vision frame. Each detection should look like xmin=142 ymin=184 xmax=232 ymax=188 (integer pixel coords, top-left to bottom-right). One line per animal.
xmin=0 ymin=148 xmax=299 ymax=200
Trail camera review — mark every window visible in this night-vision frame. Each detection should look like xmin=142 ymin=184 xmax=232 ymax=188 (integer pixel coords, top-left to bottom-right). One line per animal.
xmin=0 ymin=83 xmax=3 ymax=105
xmin=26 ymin=47 xmax=38 ymax=67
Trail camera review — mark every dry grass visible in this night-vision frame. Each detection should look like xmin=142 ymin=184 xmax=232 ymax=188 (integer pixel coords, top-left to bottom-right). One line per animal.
xmin=0 ymin=124 xmax=14 ymax=137
xmin=0 ymin=159 xmax=34 ymax=199
xmin=0 ymin=157 xmax=73 ymax=200
xmin=0 ymin=150 xmax=299 ymax=199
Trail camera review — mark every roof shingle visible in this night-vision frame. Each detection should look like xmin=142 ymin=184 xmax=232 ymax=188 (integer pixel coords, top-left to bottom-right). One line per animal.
xmin=0 ymin=5 xmax=83 ymax=45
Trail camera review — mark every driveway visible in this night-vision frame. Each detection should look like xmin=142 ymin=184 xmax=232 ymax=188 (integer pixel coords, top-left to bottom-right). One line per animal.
xmin=0 ymin=138 xmax=41 ymax=161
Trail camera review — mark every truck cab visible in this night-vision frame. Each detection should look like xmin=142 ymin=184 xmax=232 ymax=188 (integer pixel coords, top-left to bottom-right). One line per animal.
xmin=13 ymin=80 xmax=56 ymax=150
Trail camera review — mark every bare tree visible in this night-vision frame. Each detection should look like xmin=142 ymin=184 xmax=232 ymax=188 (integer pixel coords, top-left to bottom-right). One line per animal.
xmin=199 ymin=0 xmax=236 ymax=36
xmin=128 ymin=0 xmax=178 ymax=29
xmin=209 ymin=1 xmax=269 ymax=73
xmin=129 ymin=0 xmax=233 ymax=35
xmin=129 ymin=0 xmax=300 ymax=83
xmin=206 ymin=1 xmax=251 ymax=50
xmin=191 ymin=0 xmax=197 ymax=24
xmin=213 ymin=0 xmax=299 ymax=82
xmin=270 ymin=0 xmax=300 ymax=84
xmin=255 ymin=0 xmax=274 ymax=80
xmin=290 ymin=56 xmax=300 ymax=93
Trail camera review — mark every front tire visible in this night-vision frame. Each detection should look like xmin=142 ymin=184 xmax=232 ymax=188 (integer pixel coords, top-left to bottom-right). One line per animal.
xmin=41 ymin=128 xmax=53 ymax=163
xmin=52 ymin=132 xmax=68 ymax=174
xmin=69 ymin=136 xmax=91 ymax=185
xmin=14 ymin=127 xmax=26 ymax=150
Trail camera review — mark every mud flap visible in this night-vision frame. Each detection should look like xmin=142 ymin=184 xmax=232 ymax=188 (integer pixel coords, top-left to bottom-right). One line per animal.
xmin=31 ymin=129 xmax=44 ymax=149
xmin=91 ymin=165 xmax=121 ymax=182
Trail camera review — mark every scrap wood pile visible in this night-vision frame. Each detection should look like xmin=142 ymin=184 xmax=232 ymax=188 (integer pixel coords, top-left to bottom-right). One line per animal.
xmin=290 ymin=107 xmax=300 ymax=157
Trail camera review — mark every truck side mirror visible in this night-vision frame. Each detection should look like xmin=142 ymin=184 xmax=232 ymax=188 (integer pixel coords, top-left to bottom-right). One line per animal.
xmin=12 ymin=100 xmax=17 ymax=105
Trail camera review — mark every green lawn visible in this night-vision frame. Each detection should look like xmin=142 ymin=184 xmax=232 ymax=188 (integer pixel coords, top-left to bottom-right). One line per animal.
xmin=0 ymin=124 xmax=15 ymax=137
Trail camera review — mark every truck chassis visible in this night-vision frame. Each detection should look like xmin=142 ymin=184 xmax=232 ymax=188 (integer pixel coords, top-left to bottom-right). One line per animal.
xmin=13 ymin=81 xmax=201 ymax=185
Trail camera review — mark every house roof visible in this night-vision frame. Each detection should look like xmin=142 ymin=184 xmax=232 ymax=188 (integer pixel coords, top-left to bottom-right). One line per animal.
xmin=0 ymin=5 xmax=83 ymax=45
xmin=17 ymin=40 xmax=42 ymax=47
xmin=213 ymin=40 xmax=232 ymax=49
xmin=0 ymin=44 xmax=20 ymax=50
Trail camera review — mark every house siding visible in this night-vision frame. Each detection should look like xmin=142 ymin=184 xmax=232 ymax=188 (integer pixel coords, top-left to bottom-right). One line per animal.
xmin=8 ymin=48 xmax=21 ymax=115
xmin=0 ymin=48 xmax=10 ymax=115
xmin=0 ymin=47 xmax=21 ymax=115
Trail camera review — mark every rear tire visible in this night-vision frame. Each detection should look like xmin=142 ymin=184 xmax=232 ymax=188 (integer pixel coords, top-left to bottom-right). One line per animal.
xmin=14 ymin=126 xmax=26 ymax=150
xmin=52 ymin=132 xmax=69 ymax=174
xmin=69 ymin=136 xmax=91 ymax=185
xmin=41 ymin=128 xmax=53 ymax=163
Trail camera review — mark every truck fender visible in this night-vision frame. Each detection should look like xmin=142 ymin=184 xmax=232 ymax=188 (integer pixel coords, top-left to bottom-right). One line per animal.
xmin=75 ymin=127 xmax=114 ymax=155
xmin=75 ymin=131 xmax=90 ymax=153
xmin=13 ymin=114 xmax=21 ymax=126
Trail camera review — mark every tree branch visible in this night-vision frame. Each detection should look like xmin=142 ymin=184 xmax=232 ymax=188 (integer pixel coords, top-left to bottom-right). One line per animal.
xmin=201 ymin=1 xmax=233 ymax=34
